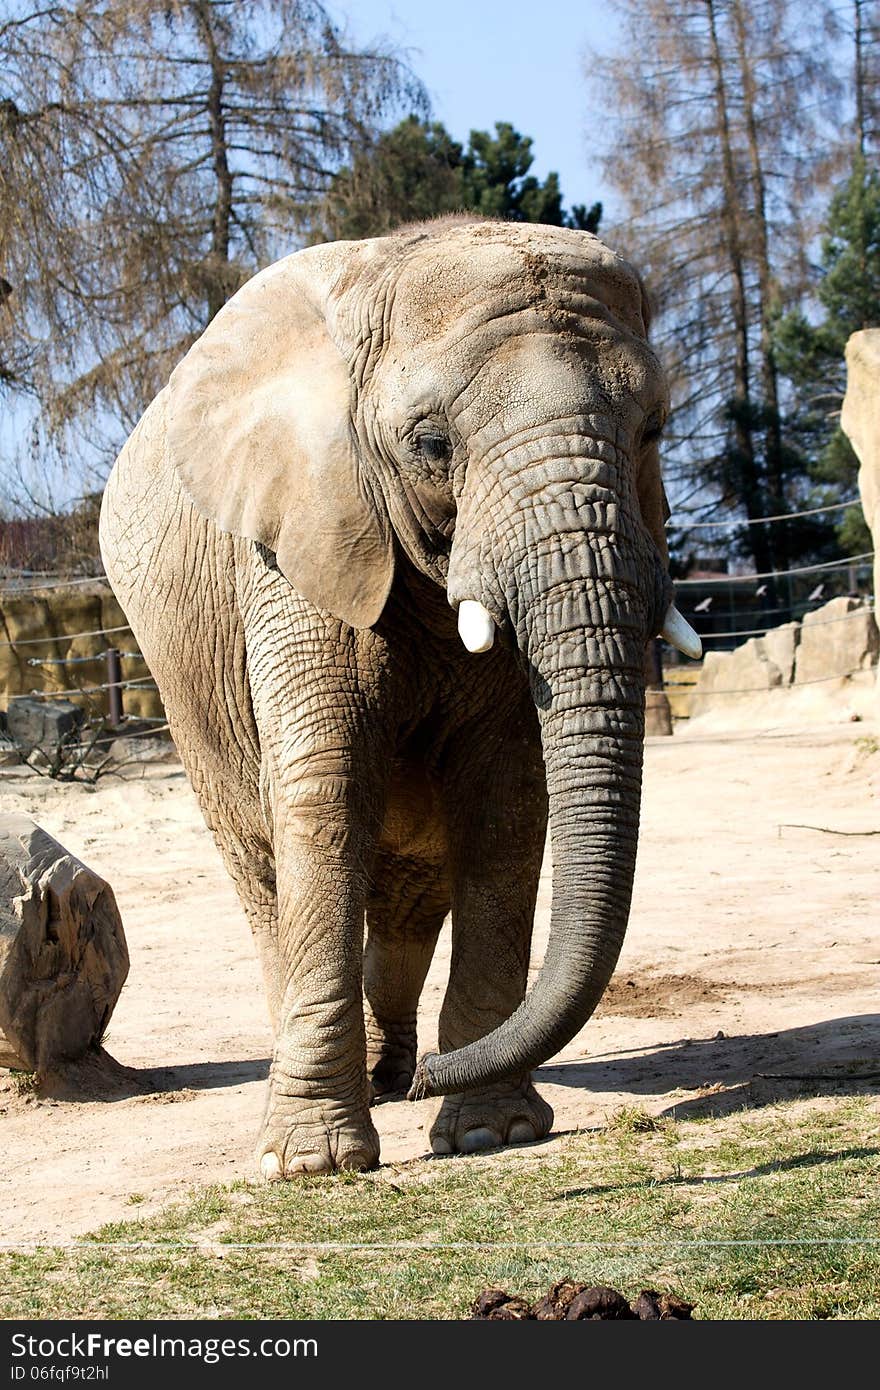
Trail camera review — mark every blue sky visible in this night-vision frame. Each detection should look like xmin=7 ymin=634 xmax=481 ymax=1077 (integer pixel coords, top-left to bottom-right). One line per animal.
xmin=325 ymin=0 xmax=621 ymax=216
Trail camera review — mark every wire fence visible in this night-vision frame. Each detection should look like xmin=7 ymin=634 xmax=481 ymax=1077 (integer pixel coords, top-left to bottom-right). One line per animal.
xmin=0 ymin=598 xmax=164 ymax=742
xmin=674 ymin=551 xmax=874 ymax=587
xmin=697 ymin=606 xmax=877 ymax=642
xmin=669 ymin=498 xmax=861 ymax=528
xmin=24 ymin=677 xmax=159 ymax=700
xmin=0 ymin=573 xmax=109 ymax=594
xmin=0 ymin=540 xmax=876 ymax=733
xmin=664 ymin=665 xmax=876 ymax=699
xmin=0 ymin=623 xmax=131 ymax=648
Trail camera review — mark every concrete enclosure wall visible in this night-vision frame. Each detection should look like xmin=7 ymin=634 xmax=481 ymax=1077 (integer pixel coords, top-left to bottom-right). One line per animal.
xmin=0 ymin=582 xmax=163 ymax=723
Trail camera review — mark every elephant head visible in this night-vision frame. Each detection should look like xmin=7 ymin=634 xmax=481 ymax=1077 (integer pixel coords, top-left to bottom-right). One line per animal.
xmin=166 ymin=218 xmax=700 ymax=1099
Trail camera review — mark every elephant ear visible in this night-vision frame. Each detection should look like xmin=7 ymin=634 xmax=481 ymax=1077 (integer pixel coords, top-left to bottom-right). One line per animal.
xmin=637 ymin=438 xmax=671 ymax=567
xmin=167 ymin=243 xmax=394 ymax=629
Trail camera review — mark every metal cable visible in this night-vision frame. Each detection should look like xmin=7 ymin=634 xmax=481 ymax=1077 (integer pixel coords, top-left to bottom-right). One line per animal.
xmin=0 ymin=624 xmax=131 ymax=648
xmin=24 ymin=678 xmax=158 ymax=699
xmin=693 ymin=606 xmax=876 ymax=641
xmin=675 ymin=552 xmax=874 ymax=586
xmin=669 ymin=498 xmax=861 ymax=528
xmin=0 ymin=574 xmax=108 ymax=594
xmin=26 ymin=650 xmax=144 ymax=666
xmin=665 ymin=665 xmax=875 ymax=696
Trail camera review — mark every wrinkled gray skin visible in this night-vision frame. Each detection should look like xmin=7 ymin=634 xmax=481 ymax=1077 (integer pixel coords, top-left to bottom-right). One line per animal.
xmin=100 ymin=219 xmax=673 ymax=1178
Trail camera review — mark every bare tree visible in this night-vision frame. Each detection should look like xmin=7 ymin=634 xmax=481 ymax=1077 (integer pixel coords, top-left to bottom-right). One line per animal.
xmin=584 ymin=0 xmax=843 ymax=577
xmin=0 ymin=0 xmax=425 ymax=495
xmin=854 ymin=0 xmax=880 ymax=156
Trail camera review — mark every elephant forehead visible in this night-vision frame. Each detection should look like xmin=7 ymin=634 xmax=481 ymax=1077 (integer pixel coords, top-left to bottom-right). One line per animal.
xmin=377 ymin=321 xmax=660 ymax=440
xmin=452 ymin=332 xmax=657 ymax=437
xmin=387 ymin=229 xmax=647 ymax=348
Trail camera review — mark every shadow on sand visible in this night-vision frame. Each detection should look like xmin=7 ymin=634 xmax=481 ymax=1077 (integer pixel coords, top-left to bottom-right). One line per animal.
xmin=536 ymin=1013 xmax=880 ymax=1120
xmin=32 ymin=1014 xmax=880 ymax=1116
xmin=37 ymin=1049 xmax=271 ymax=1102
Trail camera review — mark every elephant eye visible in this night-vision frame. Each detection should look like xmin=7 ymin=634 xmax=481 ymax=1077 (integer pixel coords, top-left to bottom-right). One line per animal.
xmin=412 ymin=426 xmax=452 ymax=465
xmin=642 ymin=409 xmax=666 ymax=446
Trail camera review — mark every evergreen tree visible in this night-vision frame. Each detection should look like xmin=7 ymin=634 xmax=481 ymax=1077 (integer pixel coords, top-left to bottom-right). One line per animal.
xmin=317 ymin=117 xmax=601 ymax=240
xmin=584 ymin=0 xmax=842 ymax=582
xmin=315 ymin=116 xmax=462 ymax=240
xmin=774 ymin=157 xmax=880 ymax=552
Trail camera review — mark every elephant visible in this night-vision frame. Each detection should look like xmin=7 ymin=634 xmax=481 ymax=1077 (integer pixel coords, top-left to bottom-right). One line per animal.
xmin=99 ymin=217 xmax=701 ymax=1179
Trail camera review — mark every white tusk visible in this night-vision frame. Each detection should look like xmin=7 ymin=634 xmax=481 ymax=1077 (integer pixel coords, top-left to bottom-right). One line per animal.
xmin=457 ymin=600 xmax=496 ymax=653
xmin=661 ymin=602 xmax=702 ymax=660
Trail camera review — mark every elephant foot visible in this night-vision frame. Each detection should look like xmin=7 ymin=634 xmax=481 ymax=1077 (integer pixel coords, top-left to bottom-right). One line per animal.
xmin=366 ymin=1021 xmax=416 ymax=1103
xmin=258 ymin=1093 xmax=380 ymax=1180
xmin=429 ymin=1077 xmax=553 ymax=1155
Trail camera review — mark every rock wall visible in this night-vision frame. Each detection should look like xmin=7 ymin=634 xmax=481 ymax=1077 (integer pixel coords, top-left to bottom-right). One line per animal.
xmin=690 ymin=595 xmax=878 ymax=719
xmin=0 ymin=581 xmax=163 ymax=723
xmin=841 ymin=329 xmax=880 ymax=708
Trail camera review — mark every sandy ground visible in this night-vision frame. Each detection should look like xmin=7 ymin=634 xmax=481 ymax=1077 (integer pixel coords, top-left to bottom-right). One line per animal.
xmin=1 ymin=690 xmax=879 ymax=1244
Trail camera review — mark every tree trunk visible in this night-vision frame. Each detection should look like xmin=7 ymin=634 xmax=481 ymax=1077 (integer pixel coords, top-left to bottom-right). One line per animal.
xmin=732 ymin=0 xmax=788 ymax=576
xmin=193 ymin=0 xmax=233 ymax=323
xmin=705 ymin=0 xmax=775 ymax=584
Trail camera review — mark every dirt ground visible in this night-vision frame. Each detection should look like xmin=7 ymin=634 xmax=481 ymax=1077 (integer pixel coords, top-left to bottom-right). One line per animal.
xmin=2 ymin=689 xmax=879 ymax=1244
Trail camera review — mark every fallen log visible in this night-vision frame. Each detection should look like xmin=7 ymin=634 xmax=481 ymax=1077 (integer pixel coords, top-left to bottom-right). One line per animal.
xmin=0 ymin=815 xmax=129 ymax=1073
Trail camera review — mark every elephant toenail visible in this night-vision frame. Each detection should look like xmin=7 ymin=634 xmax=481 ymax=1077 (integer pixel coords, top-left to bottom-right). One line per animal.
xmin=431 ymin=1136 xmax=453 ymax=1155
xmin=460 ymin=1127 xmax=503 ymax=1153
xmin=338 ymin=1149 xmax=374 ymax=1171
xmin=284 ymin=1152 xmax=329 ymax=1176
xmin=260 ymin=1152 xmax=283 ymax=1182
xmin=508 ymin=1120 xmax=537 ymax=1144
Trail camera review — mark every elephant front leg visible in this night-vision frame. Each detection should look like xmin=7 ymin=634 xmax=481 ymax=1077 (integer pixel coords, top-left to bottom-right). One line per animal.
xmin=430 ymin=717 xmax=553 ymax=1155
xmin=258 ymin=792 xmax=381 ymax=1180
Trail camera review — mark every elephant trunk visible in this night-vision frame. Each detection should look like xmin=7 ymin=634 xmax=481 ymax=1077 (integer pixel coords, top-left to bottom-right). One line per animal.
xmin=411 ymin=476 xmax=661 ymax=1099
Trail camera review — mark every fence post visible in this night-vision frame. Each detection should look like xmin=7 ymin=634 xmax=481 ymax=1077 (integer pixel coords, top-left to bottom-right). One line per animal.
xmin=105 ymin=648 xmax=123 ymax=727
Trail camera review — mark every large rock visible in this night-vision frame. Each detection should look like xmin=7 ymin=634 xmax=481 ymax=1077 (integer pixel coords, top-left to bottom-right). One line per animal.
xmin=794 ymin=596 xmax=879 ymax=685
xmin=6 ymin=696 xmax=84 ymax=754
xmin=0 ymin=816 xmax=129 ymax=1073
xmin=841 ymin=330 xmax=880 ymax=705
xmin=689 ymin=626 xmax=798 ymax=716
xmin=761 ymin=622 xmax=800 ymax=686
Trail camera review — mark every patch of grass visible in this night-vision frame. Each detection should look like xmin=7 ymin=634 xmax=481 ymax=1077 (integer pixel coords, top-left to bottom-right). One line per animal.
xmin=855 ymin=735 xmax=879 ymax=757
xmin=2 ymin=1096 xmax=879 ymax=1320
xmin=604 ymin=1105 xmax=669 ymax=1135
xmin=125 ymin=1194 xmax=145 ymax=1206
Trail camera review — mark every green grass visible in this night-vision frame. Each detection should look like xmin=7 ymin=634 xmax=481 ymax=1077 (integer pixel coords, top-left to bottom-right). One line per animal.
xmin=3 ymin=1096 xmax=879 ymax=1320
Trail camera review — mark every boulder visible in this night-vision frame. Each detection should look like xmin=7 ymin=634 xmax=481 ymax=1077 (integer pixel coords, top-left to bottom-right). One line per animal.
xmin=794 ymin=596 xmax=879 ymax=685
xmin=841 ymin=330 xmax=880 ymax=705
xmin=5 ymin=696 xmax=84 ymax=755
xmin=689 ymin=635 xmax=786 ymax=716
xmin=760 ymin=622 xmax=800 ymax=686
xmin=0 ymin=816 xmax=129 ymax=1073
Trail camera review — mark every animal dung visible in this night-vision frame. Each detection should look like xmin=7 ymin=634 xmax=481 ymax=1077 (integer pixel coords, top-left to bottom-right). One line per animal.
xmin=471 ymin=1280 xmax=695 ymax=1320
